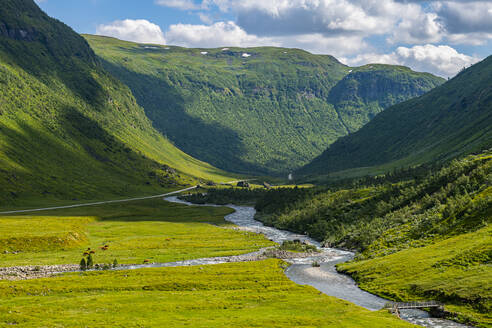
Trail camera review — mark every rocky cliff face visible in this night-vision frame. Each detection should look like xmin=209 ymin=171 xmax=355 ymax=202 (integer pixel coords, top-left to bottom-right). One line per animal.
xmin=0 ymin=0 xmax=97 ymax=65
xmin=0 ymin=23 xmax=38 ymax=41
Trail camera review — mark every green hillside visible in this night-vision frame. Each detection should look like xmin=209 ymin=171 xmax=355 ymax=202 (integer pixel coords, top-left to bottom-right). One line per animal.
xmin=0 ymin=0 xmax=233 ymax=207
xmin=190 ymin=151 xmax=491 ymax=326
xmin=299 ymin=56 xmax=492 ymax=178
xmin=85 ymin=35 xmax=444 ymax=175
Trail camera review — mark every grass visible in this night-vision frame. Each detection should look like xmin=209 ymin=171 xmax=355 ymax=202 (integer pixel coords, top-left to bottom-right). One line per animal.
xmin=0 ymin=199 xmax=274 ymax=267
xmin=338 ymin=225 xmax=492 ymax=327
xmin=0 ymin=260 xmax=415 ymax=327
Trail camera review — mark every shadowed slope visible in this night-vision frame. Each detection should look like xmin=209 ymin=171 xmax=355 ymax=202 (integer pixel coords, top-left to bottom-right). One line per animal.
xmin=0 ymin=0 xmax=233 ymax=207
xmin=300 ymin=56 xmax=492 ymax=177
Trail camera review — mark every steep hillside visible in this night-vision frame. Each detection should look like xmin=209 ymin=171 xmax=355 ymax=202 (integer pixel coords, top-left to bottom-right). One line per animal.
xmin=300 ymin=56 xmax=492 ymax=177
xmin=0 ymin=0 xmax=232 ymax=207
xmin=85 ymin=35 xmax=444 ymax=175
xmin=328 ymin=64 xmax=441 ymax=133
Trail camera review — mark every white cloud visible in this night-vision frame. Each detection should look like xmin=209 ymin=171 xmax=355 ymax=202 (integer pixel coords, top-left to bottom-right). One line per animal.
xmin=198 ymin=12 xmax=214 ymax=24
xmin=92 ymin=1 xmax=489 ymax=77
xmin=155 ymin=0 xmax=491 ymax=52
xmin=155 ymin=0 xmax=203 ymax=10
xmin=204 ymin=0 xmax=420 ymax=38
xmin=165 ymin=20 xmax=367 ymax=57
xmin=446 ymin=32 xmax=492 ymax=46
xmin=433 ymin=1 xmax=492 ymax=45
xmin=389 ymin=11 xmax=444 ymax=44
xmin=346 ymin=44 xmax=481 ymax=78
xmin=96 ymin=19 xmax=167 ymax=45
xmin=165 ymin=21 xmax=272 ymax=48
xmin=434 ymin=1 xmax=492 ymax=34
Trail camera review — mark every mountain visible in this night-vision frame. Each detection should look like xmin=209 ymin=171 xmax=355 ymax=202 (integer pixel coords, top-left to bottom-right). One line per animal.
xmin=85 ymin=35 xmax=444 ymax=175
xmin=299 ymin=56 xmax=492 ymax=177
xmin=0 ymin=0 xmax=232 ymax=206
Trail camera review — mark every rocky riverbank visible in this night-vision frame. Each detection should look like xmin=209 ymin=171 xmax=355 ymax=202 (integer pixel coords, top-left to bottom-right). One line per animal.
xmin=0 ymin=248 xmax=320 ymax=281
xmin=0 ymin=264 xmax=79 ymax=281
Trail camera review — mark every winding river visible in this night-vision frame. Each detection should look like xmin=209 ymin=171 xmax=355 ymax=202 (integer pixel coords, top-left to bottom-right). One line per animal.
xmin=129 ymin=196 xmax=470 ymax=328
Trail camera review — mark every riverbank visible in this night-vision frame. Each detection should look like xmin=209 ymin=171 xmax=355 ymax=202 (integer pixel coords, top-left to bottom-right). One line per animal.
xmin=0 ymin=248 xmax=320 ymax=281
xmin=166 ymin=196 xmax=472 ymax=327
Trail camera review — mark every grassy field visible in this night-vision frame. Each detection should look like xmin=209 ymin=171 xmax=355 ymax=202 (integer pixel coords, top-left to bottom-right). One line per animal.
xmin=0 ymin=199 xmax=273 ymax=267
xmin=0 ymin=260 xmax=415 ymax=328
xmin=338 ymin=225 xmax=492 ymax=327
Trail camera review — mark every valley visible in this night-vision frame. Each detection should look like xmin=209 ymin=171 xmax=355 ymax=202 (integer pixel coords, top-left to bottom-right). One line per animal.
xmin=0 ymin=1 xmax=490 ymax=327
xmin=85 ymin=35 xmax=443 ymax=175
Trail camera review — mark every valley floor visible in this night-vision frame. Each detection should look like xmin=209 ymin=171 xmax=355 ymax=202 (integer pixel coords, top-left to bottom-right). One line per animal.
xmin=0 ymin=198 xmax=272 ymax=267
xmin=0 ymin=197 xmax=413 ymax=327
xmin=0 ymin=260 xmax=413 ymax=328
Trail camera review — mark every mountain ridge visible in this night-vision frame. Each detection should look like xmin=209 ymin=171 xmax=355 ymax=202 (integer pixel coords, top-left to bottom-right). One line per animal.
xmin=85 ymin=35 xmax=445 ymax=175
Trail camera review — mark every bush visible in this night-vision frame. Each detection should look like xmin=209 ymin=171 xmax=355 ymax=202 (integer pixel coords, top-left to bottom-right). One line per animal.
xmin=279 ymin=240 xmax=317 ymax=253
xmin=86 ymin=254 xmax=94 ymax=269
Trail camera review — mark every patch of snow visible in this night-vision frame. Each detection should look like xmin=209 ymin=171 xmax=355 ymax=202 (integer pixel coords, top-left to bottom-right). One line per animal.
xmin=242 ymin=53 xmax=251 ymax=58
xmin=200 ymin=51 xmax=208 ymax=55
xmin=348 ymin=70 xmax=353 ymax=73
xmin=222 ymin=48 xmax=230 ymax=51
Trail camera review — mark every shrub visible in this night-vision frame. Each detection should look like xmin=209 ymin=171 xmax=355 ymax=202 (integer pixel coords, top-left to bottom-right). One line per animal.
xmin=79 ymin=258 xmax=87 ymax=271
xmin=86 ymin=254 xmax=94 ymax=269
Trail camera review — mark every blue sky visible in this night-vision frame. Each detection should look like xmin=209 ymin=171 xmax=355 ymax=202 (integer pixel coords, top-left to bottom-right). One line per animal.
xmin=36 ymin=0 xmax=492 ymax=77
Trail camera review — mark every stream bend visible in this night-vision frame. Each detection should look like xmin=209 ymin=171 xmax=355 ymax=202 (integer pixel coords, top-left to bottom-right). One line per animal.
xmin=163 ymin=196 xmax=471 ymax=328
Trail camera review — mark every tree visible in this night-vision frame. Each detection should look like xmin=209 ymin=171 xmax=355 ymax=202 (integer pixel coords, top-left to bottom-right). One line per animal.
xmin=87 ymin=254 xmax=94 ymax=269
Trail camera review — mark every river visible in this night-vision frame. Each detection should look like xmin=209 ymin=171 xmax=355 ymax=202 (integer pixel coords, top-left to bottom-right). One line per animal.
xmin=134 ymin=196 xmax=471 ymax=328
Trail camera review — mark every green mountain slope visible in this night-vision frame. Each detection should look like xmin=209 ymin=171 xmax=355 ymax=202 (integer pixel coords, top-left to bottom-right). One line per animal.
xmin=300 ymin=56 xmax=492 ymax=177
xmin=0 ymin=0 xmax=233 ymax=207
xmin=85 ymin=35 xmax=444 ymax=175
xmin=193 ymin=151 xmax=491 ymax=325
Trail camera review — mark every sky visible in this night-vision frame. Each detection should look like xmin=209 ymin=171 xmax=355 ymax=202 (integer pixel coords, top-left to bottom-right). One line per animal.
xmin=35 ymin=0 xmax=492 ymax=78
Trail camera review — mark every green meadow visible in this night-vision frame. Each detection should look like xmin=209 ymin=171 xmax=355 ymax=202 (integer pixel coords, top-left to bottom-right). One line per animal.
xmin=338 ymin=225 xmax=492 ymax=327
xmin=0 ymin=260 xmax=414 ymax=328
xmin=0 ymin=198 xmax=415 ymax=328
xmin=0 ymin=199 xmax=273 ymax=267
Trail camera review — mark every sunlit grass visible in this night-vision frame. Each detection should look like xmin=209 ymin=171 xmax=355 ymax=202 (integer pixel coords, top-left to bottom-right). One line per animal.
xmin=0 ymin=260 xmax=415 ymax=327
xmin=339 ymin=226 xmax=492 ymax=327
xmin=0 ymin=199 xmax=273 ymax=267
